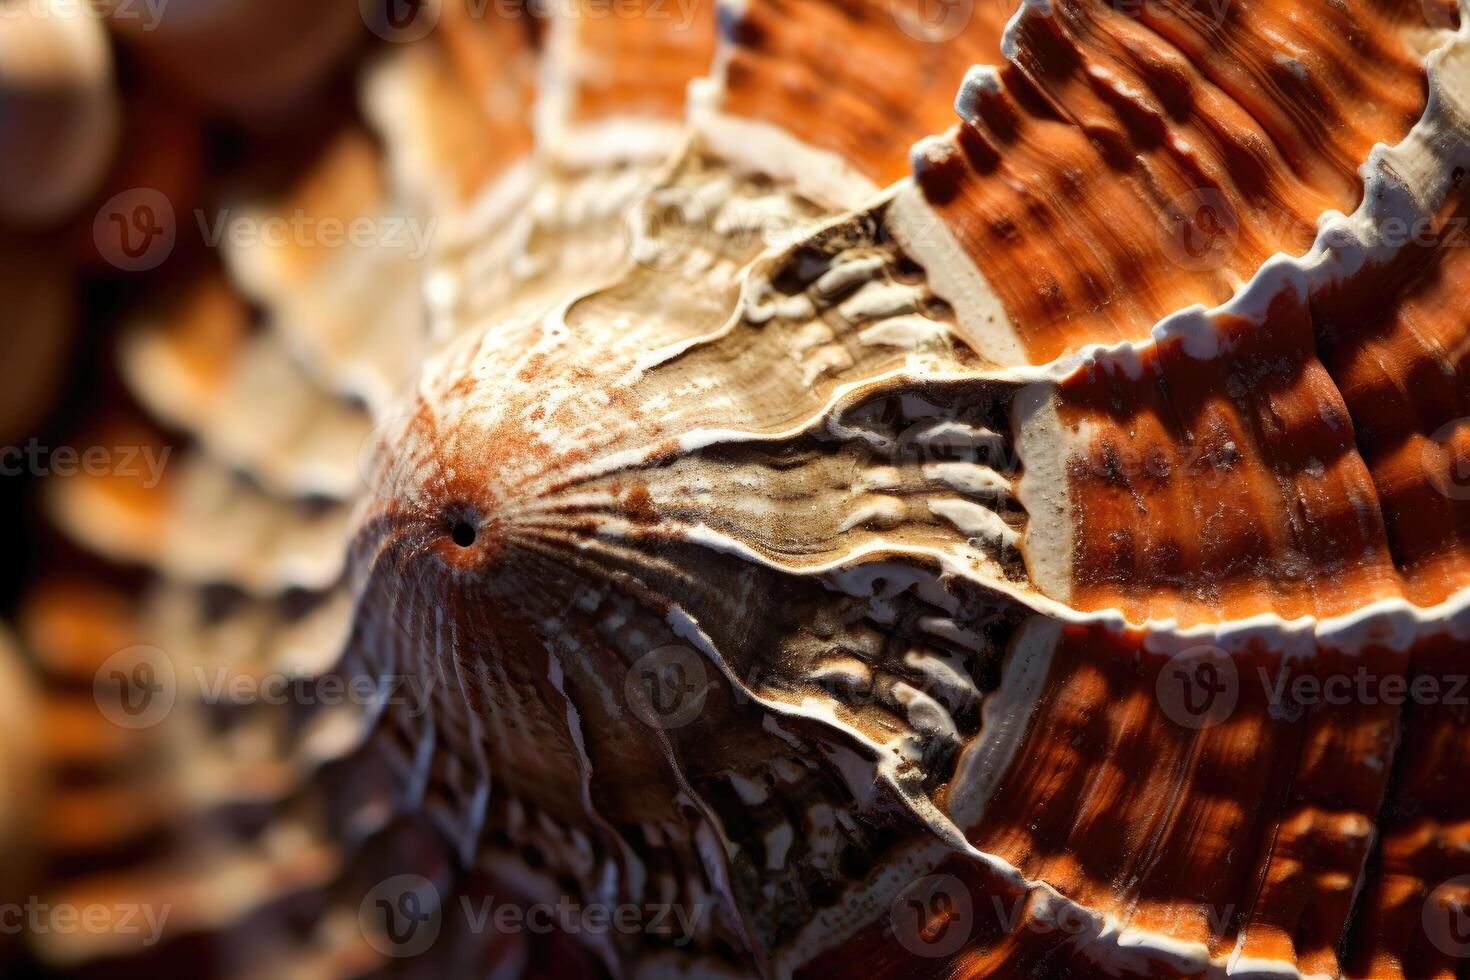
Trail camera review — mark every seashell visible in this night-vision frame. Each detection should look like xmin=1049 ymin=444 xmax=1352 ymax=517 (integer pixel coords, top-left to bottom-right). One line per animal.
xmin=100 ymin=0 xmax=364 ymax=121
xmin=0 ymin=623 xmax=40 ymax=953
xmin=0 ymin=0 xmax=120 ymax=226
xmin=16 ymin=0 xmax=1470 ymax=978
xmin=0 ymin=239 xmax=74 ymax=445
xmin=72 ymin=83 xmax=205 ymax=275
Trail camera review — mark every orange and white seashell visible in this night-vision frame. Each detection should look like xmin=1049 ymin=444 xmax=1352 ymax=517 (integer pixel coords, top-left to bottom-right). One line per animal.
xmin=14 ymin=0 xmax=1470 ymax=977
xmin=0 ymin=0 xmax=119 ymax=226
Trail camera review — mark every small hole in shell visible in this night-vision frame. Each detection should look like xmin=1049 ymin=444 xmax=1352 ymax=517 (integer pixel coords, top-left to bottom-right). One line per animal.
xmin=450 ymin=520 xmax=477 ymax=548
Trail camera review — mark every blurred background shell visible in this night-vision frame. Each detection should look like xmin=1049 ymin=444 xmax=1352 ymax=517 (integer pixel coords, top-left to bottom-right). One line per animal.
xmin=0 ymin=0 xmax=119 ymax=227
xmin=3 ymin=0 xmax=1470 ymax=978
xmin=0 ymin=624 xmax=41 ymax=959
xmin=101 ymin=0 xmax=364 ymax=122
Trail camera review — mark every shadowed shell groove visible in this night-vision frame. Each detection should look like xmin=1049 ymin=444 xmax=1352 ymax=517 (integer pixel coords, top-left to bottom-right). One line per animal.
xmin=13 ymin=0 xmax=1470 ymax=977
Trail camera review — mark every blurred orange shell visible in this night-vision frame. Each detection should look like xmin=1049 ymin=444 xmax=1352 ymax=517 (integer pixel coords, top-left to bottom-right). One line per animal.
xmin=0 ymin=0 xmax=120 ymax=226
